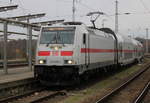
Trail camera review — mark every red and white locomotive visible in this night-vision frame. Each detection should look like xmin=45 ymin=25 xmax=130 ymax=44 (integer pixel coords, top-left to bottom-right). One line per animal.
xmin=34 ymin=22 xmax=143 ymax=85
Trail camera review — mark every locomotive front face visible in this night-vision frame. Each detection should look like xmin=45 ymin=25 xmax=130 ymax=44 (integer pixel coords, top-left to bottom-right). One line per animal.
xmin=36 ymin=27 xmax=76 ymax=66
xmin=34 ymin=26 xmax=80 ymax=85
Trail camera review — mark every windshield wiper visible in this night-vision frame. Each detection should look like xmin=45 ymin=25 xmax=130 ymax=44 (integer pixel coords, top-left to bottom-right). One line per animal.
xmin=46 ymin=35 xmax=57 ymax=47
xmin=57 ymin=34 xmax=65 ymax=46
xmin=46 ymin=42 xmax=51 ymax=47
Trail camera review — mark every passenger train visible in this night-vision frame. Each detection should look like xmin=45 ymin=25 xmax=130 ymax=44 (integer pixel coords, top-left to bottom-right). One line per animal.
xmin=34 ymin=22 xmax=143 ymax=85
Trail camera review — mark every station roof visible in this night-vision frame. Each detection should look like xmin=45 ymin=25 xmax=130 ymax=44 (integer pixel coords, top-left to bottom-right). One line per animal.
xmin=0 ymin=5 xmax=18 ymax=12
xmin=32 ymin=19 xmax=65 ymax=26
xmin=7 ymin=13 xmax=46 ymax=21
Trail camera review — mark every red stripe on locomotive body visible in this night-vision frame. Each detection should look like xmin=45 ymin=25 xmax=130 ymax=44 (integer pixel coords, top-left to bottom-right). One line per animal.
xmin=81 ymin=48 xmax=115 ymax=53
xmin=81 ymin=48 xmax=139 ymax=53
xmin=38 ymin=51 xmax=50 ymax=56
xmin=38 ymin=49 xmax=141 ymax=56
xmin=61 ymin=51 xmax=73 ymax=56
xmin=38 ymin=51 xmax=73 ymax=56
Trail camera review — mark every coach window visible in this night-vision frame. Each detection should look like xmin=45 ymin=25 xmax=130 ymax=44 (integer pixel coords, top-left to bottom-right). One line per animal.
xmin=83 ymin=33 xmax=86 ymax=44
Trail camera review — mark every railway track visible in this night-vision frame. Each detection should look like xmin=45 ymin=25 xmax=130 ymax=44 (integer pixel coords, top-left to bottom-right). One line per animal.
xmin=144 ymin=54 xmax=150 ymax=58
xmin=133 ymin=81 xmax=150 ymax=103
xmin=0 ymin=88 xmax=45 ymax=103
xmin=95 ymin=63 xmax=150 ymax=103
xmin=0 ymin=78 xmax=40 ymax=100
xmin=0 ymin=88 xmax=66 ymax=103
xmin=27 ymin=91 xmax=66 ymax=103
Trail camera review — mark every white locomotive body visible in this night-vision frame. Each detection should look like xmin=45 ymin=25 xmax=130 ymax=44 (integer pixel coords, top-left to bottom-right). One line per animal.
xmin=34 ymin=22 xmax=143 ymax=85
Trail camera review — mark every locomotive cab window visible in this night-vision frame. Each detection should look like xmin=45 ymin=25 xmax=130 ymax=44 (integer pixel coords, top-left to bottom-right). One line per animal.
xmin=40 ymin=27 xmax=75 ymax=44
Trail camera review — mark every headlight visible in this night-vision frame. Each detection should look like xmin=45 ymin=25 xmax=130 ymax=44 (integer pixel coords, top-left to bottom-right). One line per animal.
xmin=68 ymin=60 xmax=73 ymax=64
xmin=54 ymin=46 xmax=59 ymax=50
xmin=64 ymin=60 xmax=74 ymax=64
xmin=38 ymin=60 xmax=46 ymax=64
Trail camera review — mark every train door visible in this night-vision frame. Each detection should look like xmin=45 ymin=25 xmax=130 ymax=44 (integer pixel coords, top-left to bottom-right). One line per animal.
xmin=88 ymin=34 xmax=90 ymax=66
xmin=83 ymin=33 xmax=89 ymax=67
xmin=119 ymin=43 xmax=123 ymax=59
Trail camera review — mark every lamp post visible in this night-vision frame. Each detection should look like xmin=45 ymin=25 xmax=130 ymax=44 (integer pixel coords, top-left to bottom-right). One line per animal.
xmin=72 ymin=0 xmax=75 ymax=21
xmin=115 ymin=0 xmax=131 ymax=33
xmin=146 ymin=28 xmax=149 ymax=53
xmin=115 ymin=0 xmax=118 ymax=33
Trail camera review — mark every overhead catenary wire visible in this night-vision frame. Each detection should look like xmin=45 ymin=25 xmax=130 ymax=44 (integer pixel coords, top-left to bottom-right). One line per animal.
xmin=77 ymin=0 xmax=114 ymax=24
xmin=77 ymin=1 xmax=96 ymax=11
xmin=139 ymin=0 xmax=150 ymax=13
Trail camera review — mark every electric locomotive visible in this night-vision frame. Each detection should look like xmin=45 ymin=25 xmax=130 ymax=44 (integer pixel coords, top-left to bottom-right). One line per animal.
xmin=34 ymin=22 xmax=143 ymax=85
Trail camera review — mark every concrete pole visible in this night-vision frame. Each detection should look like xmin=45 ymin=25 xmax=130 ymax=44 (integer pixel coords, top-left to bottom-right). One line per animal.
xmin=0 ymin=39 xmax=2 ymax=60
xmin=26 ymin=18 xmax=30 ymax=62
xmin=146 ymin=28 xmax=149 ymax=53
xmin=72 ymin=0 xmax=75 ymax=22
xmin=3 ymin=21 xmax=8 ymax=74
xmin=115 ymin=0 xmax=118 ymax=33
xmin=27 ymin=26 xmax=32 ymax=71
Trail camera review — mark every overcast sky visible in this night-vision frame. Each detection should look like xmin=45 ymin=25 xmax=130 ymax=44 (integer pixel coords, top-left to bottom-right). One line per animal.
xmin=0 ymin=0 xmax=150 ymax=38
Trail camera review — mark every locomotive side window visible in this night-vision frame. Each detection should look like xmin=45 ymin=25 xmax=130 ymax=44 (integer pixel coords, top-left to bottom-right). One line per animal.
xmin=83 ymin=33 xmax=86 ymax=44
xmin=40 ymin=27 xmax=75 ymax=44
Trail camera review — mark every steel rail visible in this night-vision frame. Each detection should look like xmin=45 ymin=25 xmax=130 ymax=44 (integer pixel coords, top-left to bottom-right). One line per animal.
xmin=95 ymin=63 xmax=150 ymax=103
xmin=29 ymin=91 xmax=66 ymax=103
xmin=0 ymin=79 xmax=40 ymax=102
xmin=0 ymin=88 xmax=45 ymax=103
xmin=133 ymin=81 xmax=150 ymax=103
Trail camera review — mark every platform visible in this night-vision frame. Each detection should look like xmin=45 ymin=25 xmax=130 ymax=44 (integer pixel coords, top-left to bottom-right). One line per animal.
xmin=0 ymin=66 xmax=33 ymax=84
